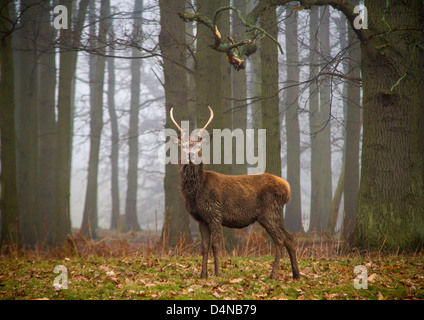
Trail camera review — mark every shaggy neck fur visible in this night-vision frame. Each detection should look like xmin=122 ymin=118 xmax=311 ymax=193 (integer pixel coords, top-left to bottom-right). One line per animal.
xmin=179 ymin=163 xmax=204 ymax=201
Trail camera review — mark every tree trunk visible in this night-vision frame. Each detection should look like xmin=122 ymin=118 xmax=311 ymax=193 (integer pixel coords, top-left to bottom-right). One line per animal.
xmin=55 ymin=0 xmax=89 ymax=245
xmin=81 ymin=0 xmax=109 ymax=238
xmin=420 ymin=3 xmax=424 ymax=186
xmin=309 ymin=7 xmax=320 ymax=232
xmin=342 ymin=0 xmax=361 ymax=239
xmin=16 ymin=0 xmax=40 ymax=246
xmin=220 ymin=0 xmax=233 ymax=176
xmin=107 ymin=26 xmax=120 ymax=230
xmin=159 ymin=0 xmax=192 ymax=246
xmin=249 ymin=0 xmax=262 ymax=176
xmin=317 ymin=6 xmax=332 ymax=231
xmin=328 ymin=159 xmax=345 ymax=236
xmin=354 ymin=0 xmax=424 ymax=251
xmin=37 ymin=1 xmax=57 ymax=245
xmin=218 ymin=0 xmax=238 ymax=251
xmin=284 ymin=4 xmax=302 ymax=233
xmin=260 ymin=7 xmax=281 ymax=179
xmin=232 ymin=0 xmax=248 ymax=177
xmin=0 ymin=0 xmax=20 ymax=246
xmin=123 ymin=0 xmax=143 ymax=232
xmin=195 ymin=0 xmax=223 ymax=174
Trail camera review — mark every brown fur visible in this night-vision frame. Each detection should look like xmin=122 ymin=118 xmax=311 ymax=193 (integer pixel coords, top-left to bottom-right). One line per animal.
xmin=178 ymin=162 xmax=300 ymax=280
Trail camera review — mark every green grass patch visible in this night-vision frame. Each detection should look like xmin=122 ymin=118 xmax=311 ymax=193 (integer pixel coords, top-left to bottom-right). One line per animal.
xmin=0 ymin=254 xmax=423 ymax=300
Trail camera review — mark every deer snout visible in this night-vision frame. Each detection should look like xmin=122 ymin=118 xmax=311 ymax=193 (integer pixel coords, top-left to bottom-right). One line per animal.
xmin=188 ymin=152 xmax=195 ymax=161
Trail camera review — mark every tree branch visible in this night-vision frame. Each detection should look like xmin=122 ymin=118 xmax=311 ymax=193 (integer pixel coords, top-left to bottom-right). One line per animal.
xmin=178 ymin=0 xmax=373 ymax=70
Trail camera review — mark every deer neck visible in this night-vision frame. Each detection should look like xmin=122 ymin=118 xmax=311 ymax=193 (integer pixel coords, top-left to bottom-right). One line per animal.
xmin=179 ymin=163 xmax=205 ymax=199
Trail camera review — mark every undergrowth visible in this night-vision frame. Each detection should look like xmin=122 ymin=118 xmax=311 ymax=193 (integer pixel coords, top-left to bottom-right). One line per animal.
xmin=0 ymin=230 xmax=423 ymax=300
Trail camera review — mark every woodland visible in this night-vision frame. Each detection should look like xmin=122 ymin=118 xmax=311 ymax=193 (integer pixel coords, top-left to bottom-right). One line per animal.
xmin=0 ymin=0 xmax=423 ymax=301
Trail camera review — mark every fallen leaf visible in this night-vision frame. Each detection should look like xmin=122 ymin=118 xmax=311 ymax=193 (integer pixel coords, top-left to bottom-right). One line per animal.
xmin=229 ymin=278 xmax=243 ymax=284
xmin=367 ymin=273 xmax=377 ymax=283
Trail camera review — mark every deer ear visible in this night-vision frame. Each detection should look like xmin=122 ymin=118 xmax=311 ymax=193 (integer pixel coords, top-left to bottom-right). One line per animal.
xmin=170 ymin=135 xmax=181 ymax=145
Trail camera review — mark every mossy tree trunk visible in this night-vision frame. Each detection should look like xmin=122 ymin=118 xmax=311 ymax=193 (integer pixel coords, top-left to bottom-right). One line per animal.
xmin=353 ymin=0 xmax=424 ymax=251
xmin=260 ymin=6 xmax=281 ymax=179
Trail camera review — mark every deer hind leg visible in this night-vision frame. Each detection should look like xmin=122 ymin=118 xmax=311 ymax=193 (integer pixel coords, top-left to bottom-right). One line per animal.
xmin=198 ymin=221 xmax=211 ymax=278
xmin=258 ymin=213 xmax=285 ymax=279
xmin=281 ymin=225 xmax=300 ymax=279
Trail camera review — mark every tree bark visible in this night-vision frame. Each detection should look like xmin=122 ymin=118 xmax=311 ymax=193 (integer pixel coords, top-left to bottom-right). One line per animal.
xmin=16 ymin=0 xmax=40 ymax=246
xmin=0 ymin=0 xmax=20 ymax=246
xmin=354 ymin=0 xmax=424 ymax=251
xmin=260 ymin=6 xmax=281 ymax=179
xmin=232 ymin=0 xmax=248 ymax=177
xmin=195 ymin=0 xmax=223 ymax=174
xmin=218 ymin=0 xmax=238 ymax=251
xmin=159 ymin=0 xmax=192 ymax=246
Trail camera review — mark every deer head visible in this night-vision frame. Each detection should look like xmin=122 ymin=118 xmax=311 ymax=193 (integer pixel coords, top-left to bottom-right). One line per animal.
xmin=170 ymin=106 xmax=214 ymax=164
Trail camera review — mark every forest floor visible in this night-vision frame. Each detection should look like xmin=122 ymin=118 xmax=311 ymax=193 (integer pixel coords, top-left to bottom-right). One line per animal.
xmin=0 ymin=231 xmax=423 ymax=300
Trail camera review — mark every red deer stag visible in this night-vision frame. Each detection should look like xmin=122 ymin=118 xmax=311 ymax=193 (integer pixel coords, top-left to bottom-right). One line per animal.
xmin=170 ymin=106 xmax=300 ymax=280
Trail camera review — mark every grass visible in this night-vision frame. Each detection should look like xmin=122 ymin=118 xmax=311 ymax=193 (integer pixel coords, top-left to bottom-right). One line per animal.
xmin=0 ymin=232 xmax=423 ymax=300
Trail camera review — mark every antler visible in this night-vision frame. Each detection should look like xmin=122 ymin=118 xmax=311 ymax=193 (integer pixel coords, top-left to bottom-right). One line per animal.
xmin=170 ymin=106 xmax=213 ymax=138
xmin=170 ymin=108 xmax=182 ymax=133
xmin=198 ymin=106 xmax=214 ymax=138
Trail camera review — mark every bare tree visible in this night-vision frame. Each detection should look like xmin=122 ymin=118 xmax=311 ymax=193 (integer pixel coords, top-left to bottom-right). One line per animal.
xmin=123 ymin=0 xmax=143 ymax=232
xmin=284 ymin=5 xmax=302 ymax=232
xmin=81 ymin=0 xmax=110 ymax=238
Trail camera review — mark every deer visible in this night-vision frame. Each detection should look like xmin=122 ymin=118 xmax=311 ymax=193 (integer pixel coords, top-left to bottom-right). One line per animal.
xmin=170 ymin=106 xmax=300 ymax=280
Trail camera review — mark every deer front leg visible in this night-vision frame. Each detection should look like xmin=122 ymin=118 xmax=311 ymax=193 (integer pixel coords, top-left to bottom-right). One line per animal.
xmin=209 ymin=223 xmax=223 ymax=277
xmin=198 ymin=221 xmax=211 ymax=278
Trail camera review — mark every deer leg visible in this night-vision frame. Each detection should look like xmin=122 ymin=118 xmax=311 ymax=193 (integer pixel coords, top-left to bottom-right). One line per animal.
xmin=209 ymin=223 xmax=222 ymax=277
xmin=258 ymin=214 xmax=285 ymax=279
xmin=198 ymin=221 xmax=211 ymax=278
xmin=281 ymin=225 xmax=300 ymax=279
